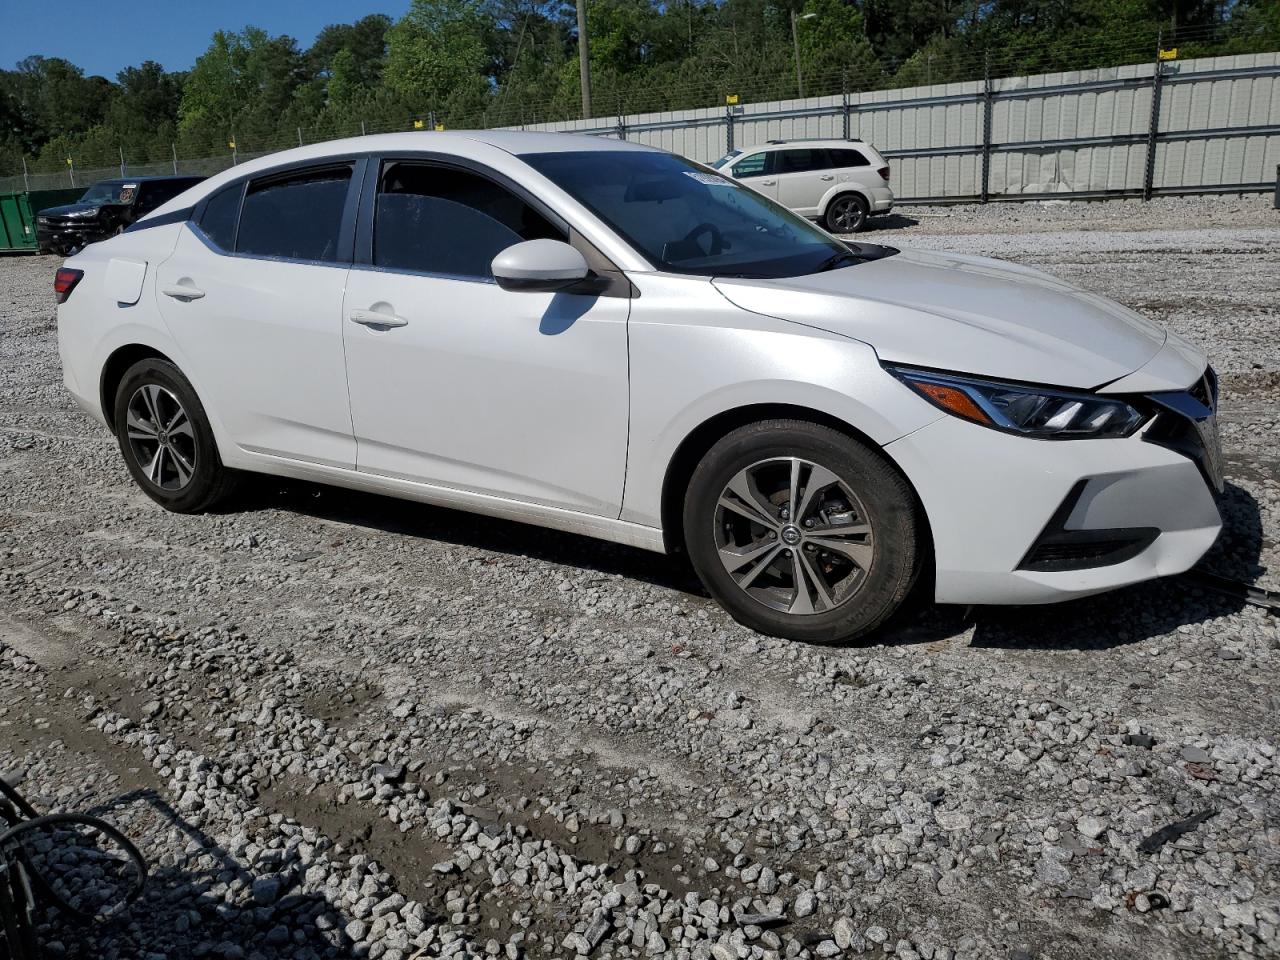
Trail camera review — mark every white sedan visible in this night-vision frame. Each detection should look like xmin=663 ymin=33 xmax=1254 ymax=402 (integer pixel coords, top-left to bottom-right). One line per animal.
xmin=55 ymin=132 xmax=1223 ymax=644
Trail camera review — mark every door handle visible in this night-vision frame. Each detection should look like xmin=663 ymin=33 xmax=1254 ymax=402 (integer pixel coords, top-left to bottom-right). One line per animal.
xmin=761 ymin=179 xmax=776 ymax=186
xmin=161 ymin=283 xmax=205 ymax=300
xmin=820 ymin=174 xmax=834 ymax=181
xmin=349 ymin=309 xmax=408 ymax=329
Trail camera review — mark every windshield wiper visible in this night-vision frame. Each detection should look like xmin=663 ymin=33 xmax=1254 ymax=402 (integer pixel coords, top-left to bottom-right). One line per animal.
xmin=814 ymin=250 xmax=860 ymax=273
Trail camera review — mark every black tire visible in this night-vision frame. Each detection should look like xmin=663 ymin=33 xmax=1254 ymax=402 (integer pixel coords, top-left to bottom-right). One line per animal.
xmin=683 ymin=419 xmax=920 ymax=645
xmin=112 ymin=358 xmax=239 ymax=513
xmin=824 ymin=193 xmax=869 ymax=234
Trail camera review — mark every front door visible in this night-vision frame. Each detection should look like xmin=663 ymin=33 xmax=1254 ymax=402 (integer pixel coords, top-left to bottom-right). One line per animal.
xmin=341 ymin=159 xmax=630 ymax=517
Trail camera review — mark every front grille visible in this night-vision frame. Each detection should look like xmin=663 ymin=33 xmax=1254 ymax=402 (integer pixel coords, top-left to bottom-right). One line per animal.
xmin=1021 ymin=533 xmax=1158 ymax=572
xmin=1143 ymin=365 xmax=1224 ymax=493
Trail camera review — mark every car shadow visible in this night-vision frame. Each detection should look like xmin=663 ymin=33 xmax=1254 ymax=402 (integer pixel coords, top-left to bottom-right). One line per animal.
xmin=235 ymin=477 xmax=1264 ymax=653
xmin=237 ymin=476 xmax=708 ymax=597
xmin=32 ymin=787 xmax=357 ymax=959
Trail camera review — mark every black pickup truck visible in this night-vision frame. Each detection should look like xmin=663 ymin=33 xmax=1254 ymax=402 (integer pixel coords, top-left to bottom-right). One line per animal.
xmin=36 ymin=175 xmax=204 ymax=255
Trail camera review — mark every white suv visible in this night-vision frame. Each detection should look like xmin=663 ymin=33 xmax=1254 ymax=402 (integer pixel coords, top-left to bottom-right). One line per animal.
xmin=713 ymin=139 xmax=893 ymax=233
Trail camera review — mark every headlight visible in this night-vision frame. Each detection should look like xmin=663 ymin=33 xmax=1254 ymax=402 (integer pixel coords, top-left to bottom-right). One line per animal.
xmin=887 ymin=366 xmax=1147 ymax=439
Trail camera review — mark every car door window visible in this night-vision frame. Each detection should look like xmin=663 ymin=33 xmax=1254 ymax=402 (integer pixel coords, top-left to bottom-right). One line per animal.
xmin=776 ymin=150 xmax=824 ymax=174
xmin=731 ymin=153 xmax=769 ymax=178
xmin=827 ymin=149 xmax=870 ymax=169
xmin=196 ymin=184 xmax=242 ymax=251
xmin=373 ymin=162 xmax=563 ymax=280
xmin=237 ymin=165 xmax=353 ymax=262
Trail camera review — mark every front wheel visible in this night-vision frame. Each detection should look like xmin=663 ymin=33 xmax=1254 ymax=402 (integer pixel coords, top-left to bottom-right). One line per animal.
xmin=683 ymin=420 xmax=920 ymax=645
xmin=824 ymin=194 xmax=869 ymax=234
xmin=113 ymin=358 xmax=239 ymax=513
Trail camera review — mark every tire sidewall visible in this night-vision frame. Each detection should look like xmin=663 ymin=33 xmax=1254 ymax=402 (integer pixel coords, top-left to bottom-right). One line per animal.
xmin=684 ymin=421 xmax=918 ymax=645
xmin=113 ymin=359 xmax=226 ymax=513
xmin=825 ymin=194 xmax=868 ymax=234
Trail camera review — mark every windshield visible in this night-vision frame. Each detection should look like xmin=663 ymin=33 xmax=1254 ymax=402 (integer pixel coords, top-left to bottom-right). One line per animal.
xmin=710 ymin=151 xmax=741 ymax=169
xmin=521 ymin=150 xmax=851 ymax=279
xmin=77 ymin=182 xmax=134 ymax=206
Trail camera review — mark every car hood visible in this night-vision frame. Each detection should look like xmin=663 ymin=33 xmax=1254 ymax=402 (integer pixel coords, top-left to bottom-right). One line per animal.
xmin=711 ymin=247 xmax=1173 ymax=389
xmin=38 ymin=202 xmax=107 ymax=219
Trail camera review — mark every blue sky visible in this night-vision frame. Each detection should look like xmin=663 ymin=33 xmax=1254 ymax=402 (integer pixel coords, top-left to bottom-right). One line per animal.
xmin=1 ymin=0 xmax=412 ymax=79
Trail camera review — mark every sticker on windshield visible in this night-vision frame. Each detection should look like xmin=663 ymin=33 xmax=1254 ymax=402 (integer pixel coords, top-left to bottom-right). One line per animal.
xmin=119 ymin=184 xmax=138 ymax=203
xmin=683 ymin=170 xmax=731 ymax=186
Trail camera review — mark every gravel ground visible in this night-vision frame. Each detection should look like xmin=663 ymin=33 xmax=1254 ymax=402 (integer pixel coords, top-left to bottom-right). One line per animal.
xmin=1 ymin=196 xmax=1278 ymax=960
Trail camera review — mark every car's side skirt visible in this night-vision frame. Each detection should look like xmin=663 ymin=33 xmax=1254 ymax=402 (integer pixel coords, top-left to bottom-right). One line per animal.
xmin=222 ymin=449 xmax=668 ymax=554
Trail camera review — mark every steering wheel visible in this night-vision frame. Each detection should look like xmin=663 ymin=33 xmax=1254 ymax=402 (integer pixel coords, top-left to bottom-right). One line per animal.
xmin=682 ymin=222 xmax=725 ymax=256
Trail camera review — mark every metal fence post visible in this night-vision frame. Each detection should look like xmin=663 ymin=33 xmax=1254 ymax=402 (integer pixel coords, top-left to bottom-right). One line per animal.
xmin=981 ymin=56 xmax=992 ymax=204
xmin=616 ymin=95 xmax=627 ymax=141
xmin=1143 ymin=42 xmax=1165 ymax=201
xmin=726 ymin=104 xmax=735 ymax=153
xmin=119 ymin=146 xmax=126 ymax=177
xmin=21 ymin=157 xmax=29 ymax=192
xmin=1274 ymin=164 xmax=1279 ymax=209
xmin=171 ymin=143 xmax=178 ymax=175
xmin=298 ymin=127 xmax=304 ymax=147
xmin=841 ymin=69 xmax=851 ymax=141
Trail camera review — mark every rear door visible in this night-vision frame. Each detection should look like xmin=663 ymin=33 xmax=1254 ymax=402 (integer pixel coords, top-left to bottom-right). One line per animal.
xmin=773 ymin=148 xmax=831 ymax=216
xmin=154 ymin=161 xmax=362 ymax=468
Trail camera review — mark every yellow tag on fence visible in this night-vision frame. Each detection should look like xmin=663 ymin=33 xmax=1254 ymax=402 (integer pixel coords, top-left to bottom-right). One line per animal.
xmin=1158 ymin=48 xmax=1178 ymax=61
xmin=413 ymin=119 xmax=425 ymax=129
xmin=725 ymin=94 xmax=739 ymax=105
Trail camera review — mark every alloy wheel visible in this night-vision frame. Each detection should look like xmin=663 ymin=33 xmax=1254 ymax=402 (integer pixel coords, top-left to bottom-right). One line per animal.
xmin=713 ymin=457 xmax=875 ymax=615
xmin=830 ymin=197 xmax=865 ymax=233
xmin=125 ymin=384 xmax=198 ymax=491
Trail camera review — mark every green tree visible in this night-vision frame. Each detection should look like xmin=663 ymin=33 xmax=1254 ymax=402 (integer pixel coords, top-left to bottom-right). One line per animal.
xmin=385 ymin=0 xmax=491 ymax=123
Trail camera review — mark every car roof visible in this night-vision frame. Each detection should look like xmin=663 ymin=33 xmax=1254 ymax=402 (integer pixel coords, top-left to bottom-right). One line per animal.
xmin=744 ymin=139 xmax=871 ymax=152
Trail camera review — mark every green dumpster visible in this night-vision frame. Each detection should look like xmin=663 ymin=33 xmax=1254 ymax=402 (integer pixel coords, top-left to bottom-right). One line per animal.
xmin=0 ymin=188 xmax=84 ymax=253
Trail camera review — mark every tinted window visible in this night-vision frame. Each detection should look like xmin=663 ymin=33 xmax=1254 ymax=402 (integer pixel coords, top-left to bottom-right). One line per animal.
xmin=197 ymin=185 xmax=242 ymax=251
xmin=374 ymin=162 xmax=562 ymax=280
xmin=136 ymin=180 xmax=195 ymax=215
xmin=522 ymin=150 xmax=849 ymax=279
xmin=731 ymin=153 xmax=768 ymax=178
xmin=776 ymin=149 xmax=825 ymax=174
xmin=237 ymin=165 xmax=353 ymax=262
xmin=827 ymin=149 xmax=870 ymax=168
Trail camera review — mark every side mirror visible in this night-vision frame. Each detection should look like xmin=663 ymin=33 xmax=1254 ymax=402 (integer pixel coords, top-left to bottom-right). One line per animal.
xmin=492 ymin=239 xmax=590 ymax=293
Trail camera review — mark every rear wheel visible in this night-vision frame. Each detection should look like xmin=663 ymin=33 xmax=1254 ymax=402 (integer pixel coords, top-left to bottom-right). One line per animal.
xmin=824 ymin=194 xmax=869 ymax=234
xmin=112 ymin=358 xmax=238 ymax=513
xmin=683 ymin=420 xmax=920 ymax=645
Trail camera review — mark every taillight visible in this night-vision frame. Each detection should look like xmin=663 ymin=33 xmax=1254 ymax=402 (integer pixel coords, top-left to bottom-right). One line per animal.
xmin=54 ymin=267 xmax=84 ymax=304
xmin=878 ymin=166 xmax=891 ymax=182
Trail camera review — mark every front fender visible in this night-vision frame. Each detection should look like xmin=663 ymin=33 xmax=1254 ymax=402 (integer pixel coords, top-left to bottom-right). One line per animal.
xmin=620 ymin=273 xmax=941 ymax=529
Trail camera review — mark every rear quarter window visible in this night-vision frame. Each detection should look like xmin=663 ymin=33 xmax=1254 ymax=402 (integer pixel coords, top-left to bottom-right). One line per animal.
xmin=827 ymin=149 xmax=870 ymax=168
xmin=196 ymin=185 xmax=242 ymax=251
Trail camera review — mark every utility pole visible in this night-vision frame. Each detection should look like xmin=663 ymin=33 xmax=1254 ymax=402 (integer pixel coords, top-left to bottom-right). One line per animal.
xmin=576 ymin=0 xmax=592 ymax=119
xmin=791 ymin=10 xmax=816 ymax=99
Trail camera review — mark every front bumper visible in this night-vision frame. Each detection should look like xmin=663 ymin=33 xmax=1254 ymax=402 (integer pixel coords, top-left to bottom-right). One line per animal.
xmin=36 ymin=222 xmax=103 ymax=252
xmin=885 ymin=415 xmax=1222 ymax=605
